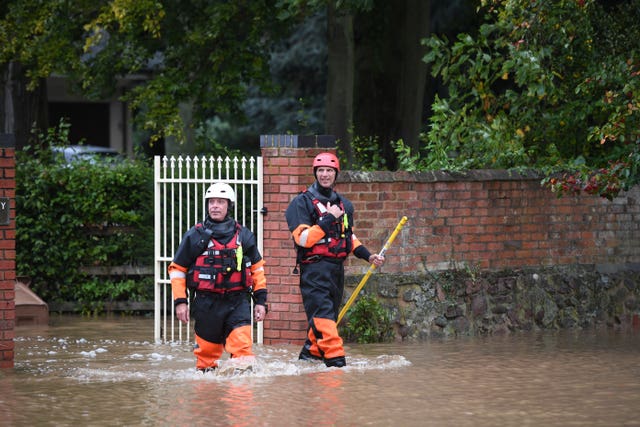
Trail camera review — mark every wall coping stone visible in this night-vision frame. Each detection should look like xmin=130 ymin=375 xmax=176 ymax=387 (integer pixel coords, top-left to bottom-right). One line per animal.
xmin=339 ymin=168 xmax=542 ymax=183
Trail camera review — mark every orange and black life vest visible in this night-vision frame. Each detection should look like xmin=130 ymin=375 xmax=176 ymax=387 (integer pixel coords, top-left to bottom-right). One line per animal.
xmin=299 ymin=190 xmax=352 ymax=263
xmin=187 ymin=223 xmax=252 ymax=293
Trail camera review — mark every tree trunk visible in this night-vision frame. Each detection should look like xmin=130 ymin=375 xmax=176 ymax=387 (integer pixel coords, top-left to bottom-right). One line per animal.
xmin=0 ymin=62 xmax=48 ymax=150
xmin=353 ymin=0 xmax=431 ymax=169
xmin=397 ymin=0 xmax=430 ymax=154
xmin=325 ymin=3 xmax=355 ymax=166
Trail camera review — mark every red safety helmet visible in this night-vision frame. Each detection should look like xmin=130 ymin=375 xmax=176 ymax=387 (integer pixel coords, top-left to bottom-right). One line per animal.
xmin=312 ymin=152 xmax=340 ymax=173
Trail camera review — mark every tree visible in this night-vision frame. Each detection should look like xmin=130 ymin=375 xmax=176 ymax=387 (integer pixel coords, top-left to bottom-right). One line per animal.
xmin=2 ymin=0 xmax=457 ymax=173
xmin=0 ymin=0 xmax=295 ymax=149
xmin=313 ymin=0 xmax=434 ymax=169
xmin=0 ymin=0 xmax=90 ymax=150
xmin=326 ymin=2 xmax=355 ymax=164
xmin=421 ymin=0 xmax=640 ymax=199
xmin=239 ymin=10 xmax=329 ymax=150
xmin=322 ymin=0 xmax=476 ymax=169
xmin=351 ymin=0 xmax=431 ymax=169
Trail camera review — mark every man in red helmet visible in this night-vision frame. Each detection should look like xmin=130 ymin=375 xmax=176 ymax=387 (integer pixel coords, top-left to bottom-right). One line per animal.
xmin=285 ymin=152 xmax=385 ymax=367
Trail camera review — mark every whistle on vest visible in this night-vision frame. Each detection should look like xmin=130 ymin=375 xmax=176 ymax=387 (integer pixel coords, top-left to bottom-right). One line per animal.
xmin=221 ymin=257 xmax=234 ymax=274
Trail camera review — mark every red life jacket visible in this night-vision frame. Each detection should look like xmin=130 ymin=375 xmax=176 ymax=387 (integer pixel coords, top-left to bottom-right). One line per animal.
xmin=300 ymin=192 xmax=352 ymax=263
xmin=187 ymin=223 xmax=252 ymax=293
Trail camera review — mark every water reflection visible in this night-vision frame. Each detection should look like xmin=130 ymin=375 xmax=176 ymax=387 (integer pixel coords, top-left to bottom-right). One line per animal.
xmin=2 ymin=315 xmax=639 ymax=426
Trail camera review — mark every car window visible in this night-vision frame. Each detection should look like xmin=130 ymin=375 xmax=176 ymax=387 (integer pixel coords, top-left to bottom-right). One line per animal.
xmin=51 ymin=146 xmax=125 ymax=165
xmin=72 ymin=151 xmax=123 ymax=163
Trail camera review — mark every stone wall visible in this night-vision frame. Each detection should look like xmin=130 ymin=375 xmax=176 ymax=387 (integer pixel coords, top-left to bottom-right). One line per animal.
xmin=347 ymin=266 xmax=640 ymax=341
xmin=0 ymin=137 xmax=16 ymax=368
xmin=259 ymin=138 xmax=640 ymax=344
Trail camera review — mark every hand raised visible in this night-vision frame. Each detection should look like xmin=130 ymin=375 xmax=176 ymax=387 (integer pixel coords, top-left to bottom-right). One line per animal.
xmin=326 ymin=202 xmax=344 ymax=218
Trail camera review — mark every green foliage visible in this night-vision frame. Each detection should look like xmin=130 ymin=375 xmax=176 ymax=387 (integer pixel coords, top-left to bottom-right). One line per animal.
xmin=193 ymin=116 xmax=254 ymax=157
xmin=347 ymin=133 xmax=388 ymax=171
xmin=340 ymin=294 xmax=394 ymax=344
xmin=5 ymin=0 xmax=638 ymax=201
xmin=73 ymin=277 xmax=154 ymax=316
xmin=423 ymin=0 xmax=640 ymax=199
xmin=274 ymin=0 xmax=375 ymax=20
xmin=0 ymin=0 xmax=95 ymax=90
xmin=240 ymin=11 xmax=328 ymax=139
xmin=0 ymin=0 xmax=297 ymax=144
xmin=15 ymin=121 xmax=154 ymax=303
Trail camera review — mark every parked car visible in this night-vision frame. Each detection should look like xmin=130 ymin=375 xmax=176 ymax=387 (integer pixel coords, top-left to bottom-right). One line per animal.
xmin=51 ymin=145 xmax=125 ymax=165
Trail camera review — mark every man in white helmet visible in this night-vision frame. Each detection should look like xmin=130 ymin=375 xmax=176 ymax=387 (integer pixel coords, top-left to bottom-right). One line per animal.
xmin=168 ymin=182 xmax=267 ymax=373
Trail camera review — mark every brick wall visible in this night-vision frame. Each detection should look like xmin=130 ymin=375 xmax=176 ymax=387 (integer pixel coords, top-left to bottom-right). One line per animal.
xmin=1 ymin=136 xmax=637 ymax=349
xmin=0 ymin=142 xmax=16 ymax=368
xmin=260 ymin=141 xmax=640 ymax=345
xmin=261 ymin=146 xmax=325 ymax=344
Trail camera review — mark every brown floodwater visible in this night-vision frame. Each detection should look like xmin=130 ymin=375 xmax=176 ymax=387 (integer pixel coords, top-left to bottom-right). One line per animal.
xmin=1 ymin=315 xmax=639 ymax=427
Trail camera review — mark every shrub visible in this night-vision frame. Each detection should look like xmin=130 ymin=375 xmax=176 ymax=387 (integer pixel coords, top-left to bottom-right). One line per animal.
xmin=15 ymin=124 xmax=154 ymax=303
xmin=340 ymin=294 xmax=394 ymax=344
xmin=422 ymin=0 xmax=640 ymax=199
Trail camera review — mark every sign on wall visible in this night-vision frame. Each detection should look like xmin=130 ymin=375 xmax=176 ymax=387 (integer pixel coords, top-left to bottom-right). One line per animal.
xmin=0 ymin=198 xmax=9 ymax=225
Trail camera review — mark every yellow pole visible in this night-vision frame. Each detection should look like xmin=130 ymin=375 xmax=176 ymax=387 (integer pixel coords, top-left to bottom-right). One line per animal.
xmin=337 ymin=216 xmax=408 ymax=325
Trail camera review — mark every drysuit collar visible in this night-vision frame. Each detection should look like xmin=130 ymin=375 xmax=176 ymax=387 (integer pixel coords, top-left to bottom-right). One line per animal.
xmin=310 ymin=181 xmax=339 ymax=204
xmin=203 ymin=216 xmax=236 ymax=243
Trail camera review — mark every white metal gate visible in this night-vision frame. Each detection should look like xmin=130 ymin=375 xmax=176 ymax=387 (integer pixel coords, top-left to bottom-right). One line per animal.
xmin=153 ymin=155 xmax=263 ymax=344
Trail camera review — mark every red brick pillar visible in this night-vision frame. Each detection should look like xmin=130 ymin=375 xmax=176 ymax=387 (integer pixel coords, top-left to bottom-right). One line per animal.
xmin=260 ymin=135 xmax=337 ymax=345
xmin=0 ymin=135 xmax=16 ymax=368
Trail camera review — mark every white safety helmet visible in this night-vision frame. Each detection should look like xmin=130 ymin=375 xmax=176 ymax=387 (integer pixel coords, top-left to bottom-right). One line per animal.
xmin=204 ymin=182 xmax=236 ymax=203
